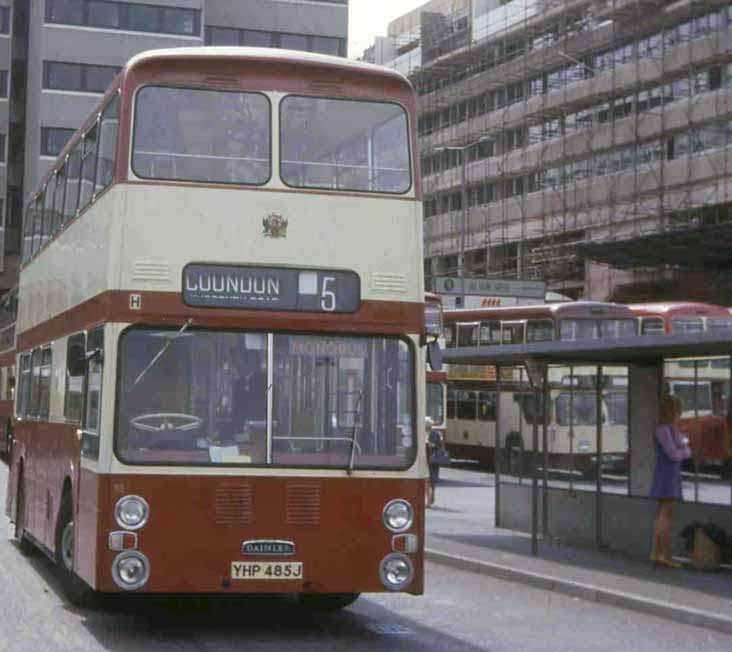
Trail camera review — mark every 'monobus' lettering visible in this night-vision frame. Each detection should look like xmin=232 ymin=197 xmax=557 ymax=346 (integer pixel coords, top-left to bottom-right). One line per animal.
xmin=185 ymin=273 xmax=280 ymax=297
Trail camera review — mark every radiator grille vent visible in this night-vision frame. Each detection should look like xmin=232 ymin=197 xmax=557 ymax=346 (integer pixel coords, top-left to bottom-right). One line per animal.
xmin=215 ymin=484 xmax=253 ymax=525
xmin=371 ymin=272 xmax=407 ymax=294
xmin=131 ymin=259 xmax=171 ymax=283
xmin=286 ymin=484 xmax=321 ymax=526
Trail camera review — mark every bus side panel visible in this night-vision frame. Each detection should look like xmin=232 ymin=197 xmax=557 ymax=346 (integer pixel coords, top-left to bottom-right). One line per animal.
xmin=76 ymin=467 xmax=103 ymax=589
xmin=92 ymin=475 xmax=424 ymax=595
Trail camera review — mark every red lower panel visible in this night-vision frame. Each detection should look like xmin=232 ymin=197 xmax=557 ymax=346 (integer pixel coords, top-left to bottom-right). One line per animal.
xmin=87 ymin=474 xmax=424 ymax=595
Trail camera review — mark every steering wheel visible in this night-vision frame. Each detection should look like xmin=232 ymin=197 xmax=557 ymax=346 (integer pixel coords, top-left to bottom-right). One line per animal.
xmin=130 ymin=413 xmax=203 ymax=433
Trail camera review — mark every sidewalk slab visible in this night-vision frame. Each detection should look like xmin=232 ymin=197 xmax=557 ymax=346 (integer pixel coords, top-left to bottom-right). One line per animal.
xmin=426 ymin=467 xmax=732 ymax=634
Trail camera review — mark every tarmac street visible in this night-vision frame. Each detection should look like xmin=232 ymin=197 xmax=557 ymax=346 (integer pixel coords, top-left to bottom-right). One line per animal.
xmin=1 ymin=460 xmax=731 ymax=652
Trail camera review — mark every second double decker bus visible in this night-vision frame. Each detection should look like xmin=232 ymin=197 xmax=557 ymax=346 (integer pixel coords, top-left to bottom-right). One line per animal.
xmin=443 ymin=302 xmax=636 ymax=474
xmin=5 ymin=48 xmax=426 ymax=608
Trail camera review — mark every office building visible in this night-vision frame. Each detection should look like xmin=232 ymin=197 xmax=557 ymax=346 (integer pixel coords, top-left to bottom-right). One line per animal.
xmin=366 ymin=0 xmax=732 ymax=303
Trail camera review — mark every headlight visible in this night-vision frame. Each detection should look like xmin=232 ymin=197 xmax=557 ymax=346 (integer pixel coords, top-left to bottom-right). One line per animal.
xmin=379 ymin=553 xmax=414 ymax=591
xmin=112 ymin=551 xmax=150 ymax=590
xmin=114 ymin=495 xmax=149 ymax=530
xmin=382 ymin=499 xmax=413 ymax=533
xmin=577 ymin=440 xmax=591 ymax=452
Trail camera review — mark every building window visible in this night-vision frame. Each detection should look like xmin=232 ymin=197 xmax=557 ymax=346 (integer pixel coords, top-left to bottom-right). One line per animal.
xmin=279 ymin=33 xmax=308 ymax=52
xmin=205 ymin=26 xmax=344 ymax=56
xmin=311 ymin=36 xmax=341 ymax=56
xmin=0 ymin=134 xmax=5 ymax=163
xmin=0 ymin=70 xmax=7 ymax=98
xmin=41 ymin=127 xmax=76 ymax=156
xmin=43 ymin=61 xmax=119 ymax=93
xmin=45 ymin=0 xmax=201 ymax=37
xmin=0 ymin=6 xmax=10 ymax=34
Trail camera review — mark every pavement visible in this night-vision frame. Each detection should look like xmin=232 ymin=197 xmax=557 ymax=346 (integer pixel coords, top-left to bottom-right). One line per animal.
xmin=425 ymin=466 xmax=732 ymax=636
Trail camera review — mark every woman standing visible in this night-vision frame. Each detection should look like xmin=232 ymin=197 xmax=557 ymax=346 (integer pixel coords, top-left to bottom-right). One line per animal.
xmin=425 ymin=417 xmax=441 ymax=507
xmin=650 ymin=395 xmax=692 ymax=568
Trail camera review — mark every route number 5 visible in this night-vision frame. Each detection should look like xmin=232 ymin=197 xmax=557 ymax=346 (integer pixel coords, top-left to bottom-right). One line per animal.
xmin=321 ymin=276 xmax=336 ymax=312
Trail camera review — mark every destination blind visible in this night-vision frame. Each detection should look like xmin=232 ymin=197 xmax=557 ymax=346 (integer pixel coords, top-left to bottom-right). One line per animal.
xmin=182 ymin=263 xmax=360 ymax=313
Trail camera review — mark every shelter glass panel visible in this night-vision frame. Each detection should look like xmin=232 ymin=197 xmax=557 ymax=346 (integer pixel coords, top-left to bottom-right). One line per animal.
xmin=664 ymin=357 xmax=731 ymax=506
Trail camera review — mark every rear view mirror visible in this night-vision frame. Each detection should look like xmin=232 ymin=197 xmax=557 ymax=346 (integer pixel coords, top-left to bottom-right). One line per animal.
xmin=427 ymin=341 xmax=443 ymax=371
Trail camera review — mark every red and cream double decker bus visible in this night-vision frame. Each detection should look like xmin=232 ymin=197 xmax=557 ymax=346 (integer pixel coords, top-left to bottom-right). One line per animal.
xmin=0 ymin=287 xmax=16 ymax=457
xmin=5 ymin=48 xmax=426 ymax=608
xmin=443 ymin=302 xmax=636 ymax=474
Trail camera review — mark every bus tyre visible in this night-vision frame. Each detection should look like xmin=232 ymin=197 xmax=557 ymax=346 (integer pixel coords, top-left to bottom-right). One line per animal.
xmin=55 ymin=493 xmax=95 ymax=607
xmin=297 ymin=593 xmax=360 ymax=611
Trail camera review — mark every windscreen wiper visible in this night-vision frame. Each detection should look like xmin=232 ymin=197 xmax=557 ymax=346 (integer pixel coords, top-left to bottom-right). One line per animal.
xmin=347 ymin=390 xmax=363 ymax=476
xmin=131 ymin=318 xmax=193 ymax=388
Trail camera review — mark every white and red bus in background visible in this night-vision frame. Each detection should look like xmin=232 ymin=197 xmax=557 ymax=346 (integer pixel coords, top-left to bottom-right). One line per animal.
xmin=630 ymin=302 xmax=732 ymax=474
xmin=0 ymin=287 xmax=17 ymax=457
xmin=5 ymin=48 xmax=427 ymax=608
xmin=443 ymin=302 xmax=636 ymax=475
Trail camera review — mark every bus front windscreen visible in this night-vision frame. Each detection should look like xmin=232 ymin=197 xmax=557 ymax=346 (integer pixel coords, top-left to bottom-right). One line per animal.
xmin=280 ymin=96 xmax=411 ymax=194
xmin=116 ymin=329 xmax=416 ymax=469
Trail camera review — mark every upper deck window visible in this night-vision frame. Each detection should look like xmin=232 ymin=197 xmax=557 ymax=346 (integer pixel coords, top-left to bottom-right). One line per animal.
xmin=671 ymin=317 xmax=704 ymax=334
xmin=132 ymin=86 xmax=271 ymax=186
xmin=560 ymin=318 xmax=636 ymax=340
xmin=280 ymin=96 xmax=411 ymax=194
xmin=640 ymin=317 xmax=664 ymax=335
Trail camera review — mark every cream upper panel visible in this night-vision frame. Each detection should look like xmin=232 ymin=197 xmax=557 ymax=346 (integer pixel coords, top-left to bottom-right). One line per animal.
xmin=117 ymin=184 xmax=423 ymax=301
xmin=18 ymin=183 xmax=423 ymax=334
xmin=18 ymin=185 xmax=124 ymax=335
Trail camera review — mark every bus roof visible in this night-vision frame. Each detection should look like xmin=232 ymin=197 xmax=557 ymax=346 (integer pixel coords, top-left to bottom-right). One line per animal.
xmin=444 ymin=301 xmax=635 ymax=323
xmin=123 ymin=47 xmax=411 ymax=86
xmin=628 ymin=302 xmax=731 ymax=318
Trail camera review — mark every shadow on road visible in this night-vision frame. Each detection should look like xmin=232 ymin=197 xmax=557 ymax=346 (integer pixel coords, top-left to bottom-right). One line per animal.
xmin=14 ymin=537 xmax=488 ymax=652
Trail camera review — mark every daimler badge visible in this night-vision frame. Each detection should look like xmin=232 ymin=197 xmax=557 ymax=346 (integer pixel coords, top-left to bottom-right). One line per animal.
xmin=242 ymin=539 xmax=295 ymax=556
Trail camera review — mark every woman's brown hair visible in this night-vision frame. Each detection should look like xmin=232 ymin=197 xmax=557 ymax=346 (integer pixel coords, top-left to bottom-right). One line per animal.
xmin=659 ymin=394 xmax=681 ymax=423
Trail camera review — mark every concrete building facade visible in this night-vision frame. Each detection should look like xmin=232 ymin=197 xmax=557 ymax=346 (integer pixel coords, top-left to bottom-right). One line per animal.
xmin=365 ymin=0 xmax=732 ymax=304
xmin=0 ymin=0 xmax=348 ymax=291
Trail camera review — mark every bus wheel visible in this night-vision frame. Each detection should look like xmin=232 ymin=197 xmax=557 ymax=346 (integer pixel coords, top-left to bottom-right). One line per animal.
xmin=15 ymin=471 xmax=35 ymax=556
xmin=297 ymin=593 xmax=360 ymax=611
xmin=55 ymin=492 xmax=95 ymax=607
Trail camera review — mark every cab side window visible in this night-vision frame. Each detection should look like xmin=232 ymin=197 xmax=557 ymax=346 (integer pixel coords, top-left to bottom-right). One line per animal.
xmin=65 ymin=332 xmax=86 ymax=422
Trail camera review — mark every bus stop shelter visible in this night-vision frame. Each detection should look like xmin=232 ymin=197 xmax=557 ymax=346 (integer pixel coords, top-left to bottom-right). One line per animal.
xmin=443 ymin=332 xmax=732 ymax=557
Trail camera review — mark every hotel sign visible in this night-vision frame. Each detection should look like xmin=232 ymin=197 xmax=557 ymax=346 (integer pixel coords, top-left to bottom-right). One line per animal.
xmin=183 ymin=263 xmax=360 ymax=313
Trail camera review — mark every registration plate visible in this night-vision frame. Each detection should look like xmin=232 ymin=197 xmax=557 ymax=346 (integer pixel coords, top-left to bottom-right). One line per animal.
xmin=231 ymin=561 xmax=303 ymax=580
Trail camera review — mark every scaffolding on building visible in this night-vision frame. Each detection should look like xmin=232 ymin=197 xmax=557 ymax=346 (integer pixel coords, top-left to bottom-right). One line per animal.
xmin=407 ymin=0 xmax=732 ymax=302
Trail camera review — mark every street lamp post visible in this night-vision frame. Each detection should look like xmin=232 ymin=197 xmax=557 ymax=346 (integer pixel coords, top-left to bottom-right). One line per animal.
xmin=434 ymin=135 xmax=495 ymax=308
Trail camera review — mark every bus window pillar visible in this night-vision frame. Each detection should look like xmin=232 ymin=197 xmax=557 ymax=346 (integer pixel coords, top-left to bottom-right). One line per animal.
xmin=629 ymin=363 xmax=662 ymax=497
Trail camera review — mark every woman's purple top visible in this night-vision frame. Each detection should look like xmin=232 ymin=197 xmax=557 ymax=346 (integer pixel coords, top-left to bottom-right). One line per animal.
xmin=650 ymin=422 xmax=692 ymax=499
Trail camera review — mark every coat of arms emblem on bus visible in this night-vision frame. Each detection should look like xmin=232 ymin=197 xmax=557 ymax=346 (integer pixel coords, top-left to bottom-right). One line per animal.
xmin=262 ymin=213 xmax=288 ymax=238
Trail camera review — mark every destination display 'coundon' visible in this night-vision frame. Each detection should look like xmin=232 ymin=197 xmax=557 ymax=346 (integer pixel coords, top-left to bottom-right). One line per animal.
xmin=182 ymin=263 xmax=360 ymax=313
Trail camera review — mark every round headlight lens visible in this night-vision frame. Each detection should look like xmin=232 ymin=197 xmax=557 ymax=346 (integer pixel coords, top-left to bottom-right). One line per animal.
xmin=382 ymin=499 xmax=413 ymax=533
xmin=112 ymin=551 xmax=150 ymax=590
xmin=379 ymin=553 xmax=414 ymax=591
xmin=114 ymin=495 xmax=149 ymax=530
